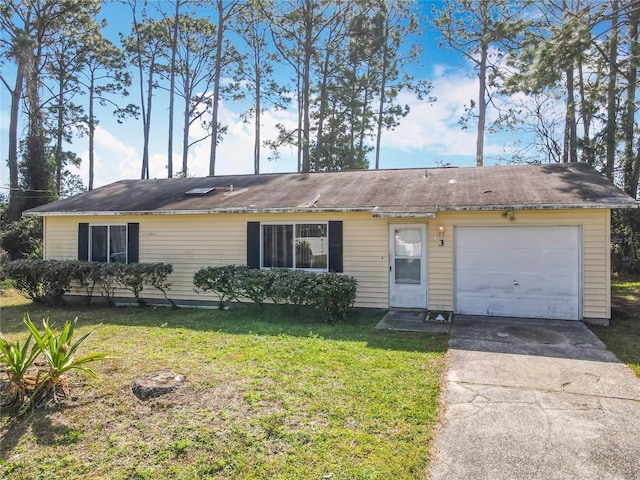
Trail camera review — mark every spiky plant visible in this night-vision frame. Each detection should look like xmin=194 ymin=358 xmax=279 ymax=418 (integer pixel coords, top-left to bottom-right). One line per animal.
xmin=24 ymin=316 xmax=110 ymax=406
xmin=0 ymin=326 xmax=40 ymax=409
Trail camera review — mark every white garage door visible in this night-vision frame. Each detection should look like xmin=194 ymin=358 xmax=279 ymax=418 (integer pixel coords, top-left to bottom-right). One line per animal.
xmin=455 ymin=226 xmax=581 ymax=320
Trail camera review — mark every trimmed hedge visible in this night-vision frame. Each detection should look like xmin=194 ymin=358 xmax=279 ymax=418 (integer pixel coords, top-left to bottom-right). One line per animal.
xmin=4 ymin=259 xmax=173 ymax=307
xmin=193 ymin=266 xmax=357 ymax=322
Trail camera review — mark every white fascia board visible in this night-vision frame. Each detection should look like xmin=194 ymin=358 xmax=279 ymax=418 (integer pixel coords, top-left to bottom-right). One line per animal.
xmin=24 ymin=207 xmax=375 ymax=217
xmin=437 ymin=203 xmax=639 ymax=211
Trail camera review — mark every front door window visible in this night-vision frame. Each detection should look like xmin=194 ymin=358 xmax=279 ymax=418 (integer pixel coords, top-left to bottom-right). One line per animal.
xmin=394 ymin=228 xmax=422 ymax=285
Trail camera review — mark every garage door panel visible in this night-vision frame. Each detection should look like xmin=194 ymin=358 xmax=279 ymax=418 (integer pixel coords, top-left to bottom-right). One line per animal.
xmin=455 ymin=226 xmax=580 ymax=320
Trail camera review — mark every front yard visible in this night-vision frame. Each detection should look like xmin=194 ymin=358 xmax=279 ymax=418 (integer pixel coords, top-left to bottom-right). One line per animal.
xmin=2 ymin=275 xmax=639 ymax=479
xmin=0 ymin=291 xmax=447 ymax=479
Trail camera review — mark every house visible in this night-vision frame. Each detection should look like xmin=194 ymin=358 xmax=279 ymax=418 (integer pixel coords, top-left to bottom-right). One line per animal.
xmin=25 ymin=162 xmax=638 ymax=323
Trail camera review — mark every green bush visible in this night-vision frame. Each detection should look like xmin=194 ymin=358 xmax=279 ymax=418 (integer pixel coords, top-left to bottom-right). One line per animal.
xmin=313 ymin=273 xmax=358 ymax=322
xmin=4 ymin=259 xmax=74 ymax=305
xmin=263 ymin=269 xmax=290 ymax=305
xmin=193 ymin=266 xmax=358 ymax=322
xmin=93 ymin=263 xmax=122 ymax=306
xmin=145 ymin=263 xmax=176 ymax=308
xmin=193 ymin=265 xmax=249 ymax=309
xmin=4 ymin=260 xmax=174 ymax=306
xmin=239 ymin=267 xmax=269 ymax=308
xmin=67 ymin=261 xmax=102 ymax=305
xmin=117 ymin=263 xmax=175 ymax=307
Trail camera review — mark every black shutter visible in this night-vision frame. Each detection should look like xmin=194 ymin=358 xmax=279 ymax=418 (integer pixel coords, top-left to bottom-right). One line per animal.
xmin=78 ymin=223 xmax=89 ymax=261
xmin=328 ymin=221 xmax=343 ymax=273
xmin=127 ymin=223 xmax=139 ymax=263
xmin=247 ymin=222 xmax=261 ymax=268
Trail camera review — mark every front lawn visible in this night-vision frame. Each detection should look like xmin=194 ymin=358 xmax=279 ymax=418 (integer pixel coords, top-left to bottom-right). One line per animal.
xmin=590 ymin=276 xmax=640 ymax=377
xmin=0 ymin=292 xmax=447 ymax=479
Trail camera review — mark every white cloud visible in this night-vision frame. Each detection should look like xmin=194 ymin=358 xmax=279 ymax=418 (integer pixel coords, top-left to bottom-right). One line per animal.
xmin=186 ymin=101 xmax=298 ymax=177
xmin=384 ymin=74 xmax=478 ymax=156
xmin=72 ymin=126 xmax=141 ymax=188
xmin=383 ymin=66 xmax=519 ymax=162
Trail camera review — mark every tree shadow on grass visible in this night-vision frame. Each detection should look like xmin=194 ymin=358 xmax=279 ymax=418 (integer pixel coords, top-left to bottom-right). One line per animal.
xmin=0 ymin=301 xmax=448 ymax=354
xmin=0 ymin=405 xmax=76 ymax=459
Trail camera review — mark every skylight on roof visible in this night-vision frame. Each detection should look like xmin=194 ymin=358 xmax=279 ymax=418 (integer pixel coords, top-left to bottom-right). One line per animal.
xmin=185 ymin=187 xmax=216 ymax=196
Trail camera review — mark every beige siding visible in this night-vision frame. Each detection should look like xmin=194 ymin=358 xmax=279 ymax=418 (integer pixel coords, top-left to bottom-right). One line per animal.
xmin=43 ymin=213 xmax=391 ymax=309
xmin=43 ymin=208 xmax=611 ymax=318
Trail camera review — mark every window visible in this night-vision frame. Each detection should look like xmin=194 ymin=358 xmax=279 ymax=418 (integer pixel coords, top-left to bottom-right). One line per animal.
xmin=262 ymin=223 xmax=328 ymax=270
xmin=79 ymin=222 xmax=139 ymax=263
xmin=90 ymin=225 xmax=128 ymax=263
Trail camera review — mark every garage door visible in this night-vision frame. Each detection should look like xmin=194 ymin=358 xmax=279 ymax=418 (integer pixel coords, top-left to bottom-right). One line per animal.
xmin=455 ymin=226 xmax=581 ymax=320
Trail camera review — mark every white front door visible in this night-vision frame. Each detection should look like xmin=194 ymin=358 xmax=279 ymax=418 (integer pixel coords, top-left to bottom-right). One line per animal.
xmin=389 ymin=224 xmax=427 ymax=308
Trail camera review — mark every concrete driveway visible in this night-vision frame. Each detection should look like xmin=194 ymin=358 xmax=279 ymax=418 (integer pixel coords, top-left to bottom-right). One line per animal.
xmin=430 ymin=315 xmax=640 ymax=480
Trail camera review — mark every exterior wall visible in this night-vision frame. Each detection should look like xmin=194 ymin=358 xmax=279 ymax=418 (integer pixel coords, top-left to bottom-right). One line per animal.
xmin=43 ymin=212 xmax=390 ymax=309
xmin=42 ymin=208 xmax=611 ymax=318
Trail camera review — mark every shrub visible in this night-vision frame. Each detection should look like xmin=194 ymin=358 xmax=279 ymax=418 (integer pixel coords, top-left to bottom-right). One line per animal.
xmin=238 ymin=267 xmax=268 ymax=308
xmin=263 ymin=269 xmax=291 ymax=305
xmin=313 ymin=273 xmax=358 ymax=322
xmin=94 ymin=263 xmax=122 ymax=306
xmin=4 ymin=260 xmax=174 ymax=307
xmin=117 ymin=263 xmax=175 ymax=307
xmin=118 ymin=263 xmax=151 ymax=306
xmin=4 ymin=259 xmax=74 ymax=305
xmin=146 ymin=263 xmax=176 ymax=307
xmin=193 ymin=266 xmax=358 ymax=322
xmin=193 ymin=265 xmax=248 ymax=309
xmin=68 ymin=261 xmax=102 ymax=305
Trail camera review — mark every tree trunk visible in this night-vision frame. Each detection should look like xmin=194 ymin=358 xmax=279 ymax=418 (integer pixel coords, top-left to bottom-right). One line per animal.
xmin=254 ymin=59 xmax=261 ymax=174
xmin=142 ymin=62 xmax=154 ymax=179
xmin=5 ymin=66 xmax=24 ymax=220
xmin=88 ymin=76 xmax=95 ymax=190
xmin=315 ymin=47 xmax=331 ymax=171
xmin=605 ymin=0 xmax=618 ymax=179
xmin=476 ymin=41 xmax=488 ymax=167
xmin=24 ymin=45 xmax=49 ymax=211
xmin=209 ymin=0 xmax=225 ymax=176
xmin=132 ymin=9 xmax=149 ymax=180
xmin=296 ymin=58 xmax=302 ymax=172
xmin=167 ymin=0 xmax=180 ymax=178
xmin=300 ymin=0 xmax=312 ymax=173
xmin=182 ymin=89 xmax=190 ymax=176
xmin=577 ymin=60 xmax=590 ymax=163
xmin=55 ymin=70 xmax=65 ymax=195
xmin=624 ymin=5 xmax=639 ymax=195
xmin=301 ymin=44 xmax=311 ymax=172
xmin=563 ymin=63 xmax=578 ymax=163
xmin=375 ymin=19 xmax=390 ymax=170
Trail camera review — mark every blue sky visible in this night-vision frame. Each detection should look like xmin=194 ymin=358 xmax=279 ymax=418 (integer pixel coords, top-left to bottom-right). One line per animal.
xmin=0 ymin=1 xmax=515 ymax=192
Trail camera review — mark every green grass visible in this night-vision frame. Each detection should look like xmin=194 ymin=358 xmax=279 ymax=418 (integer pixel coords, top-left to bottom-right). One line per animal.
xmin=590 ymin=276 xmax=640 ymax=377
xmin=0 ymin=292 xmax=447 ymax=479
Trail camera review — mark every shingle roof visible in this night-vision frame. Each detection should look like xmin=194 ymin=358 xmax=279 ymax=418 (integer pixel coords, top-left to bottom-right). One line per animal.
xmin=25 ymin=162 xmax=638 ymax=217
